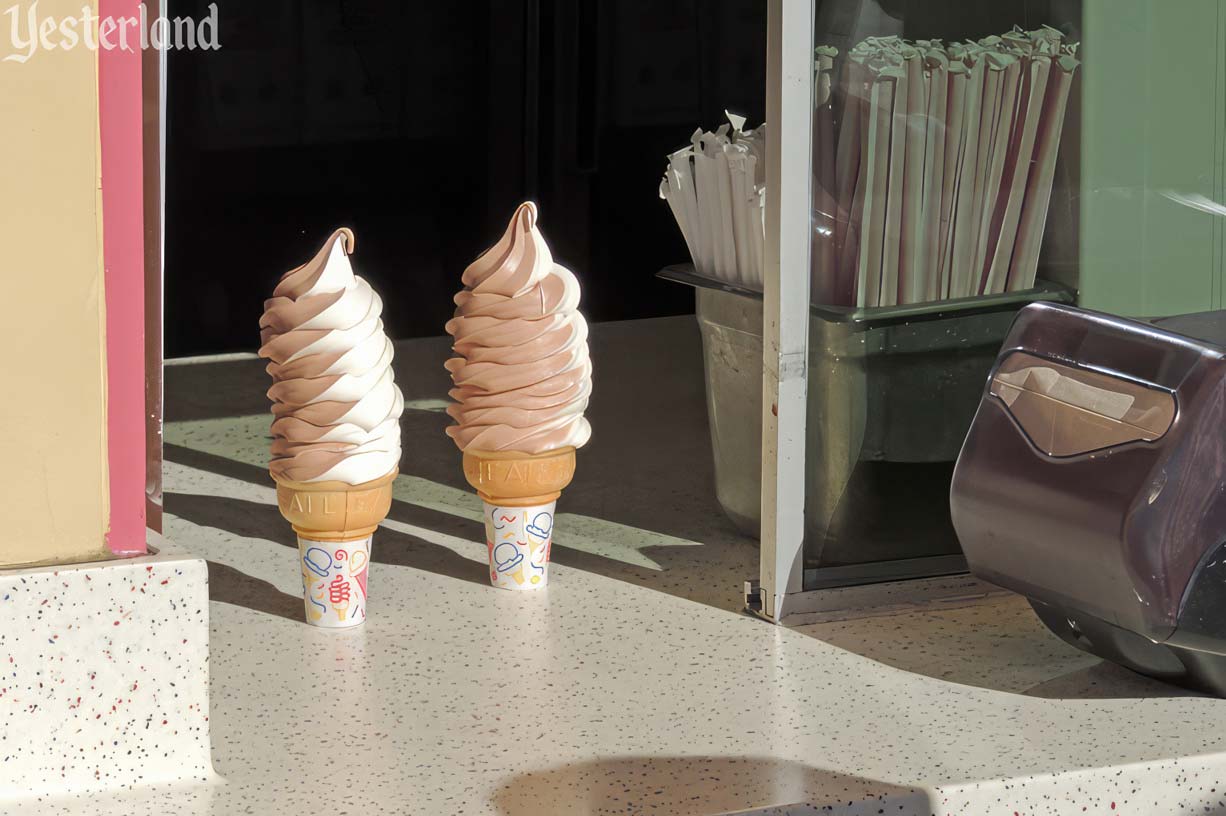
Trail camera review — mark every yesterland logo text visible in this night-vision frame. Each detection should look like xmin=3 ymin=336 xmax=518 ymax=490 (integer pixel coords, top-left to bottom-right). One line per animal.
xmin=3 ymin=1 xmax=219 ymax=63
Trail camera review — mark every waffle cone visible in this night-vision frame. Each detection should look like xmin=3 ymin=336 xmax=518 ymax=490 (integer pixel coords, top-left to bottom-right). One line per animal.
xmin=461 ymin=447 xmax=576 ymax=507
xmin=273 ymin=468 xmax=397 ymax=542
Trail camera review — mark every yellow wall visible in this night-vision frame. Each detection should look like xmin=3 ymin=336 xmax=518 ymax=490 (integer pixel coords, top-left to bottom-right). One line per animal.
xmin=0 ymin=1 xmax=110 ymax=566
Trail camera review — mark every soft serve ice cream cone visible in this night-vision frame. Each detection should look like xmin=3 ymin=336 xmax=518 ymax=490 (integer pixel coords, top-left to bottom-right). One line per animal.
xmin=259 ymin=228 xmax=403 ymax=626
xmin=445 ymin=202 xmax=592 ymax=590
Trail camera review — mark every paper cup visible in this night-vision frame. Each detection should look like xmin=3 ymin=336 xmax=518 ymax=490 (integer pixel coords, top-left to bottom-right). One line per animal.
xmin=299 ymin=535 xmax=371 ymax=627
xmin=483 ymin=501 xmax=555 ymax=590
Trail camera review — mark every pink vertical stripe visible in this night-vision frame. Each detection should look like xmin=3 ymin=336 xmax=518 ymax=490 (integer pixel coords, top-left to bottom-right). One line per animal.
xmin=99 ymin=0 xmax=147 ymax=555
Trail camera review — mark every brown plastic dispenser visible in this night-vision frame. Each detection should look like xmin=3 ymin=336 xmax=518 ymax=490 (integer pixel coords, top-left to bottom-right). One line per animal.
xmin=951 ymin=302 xmax=1226 ymax=695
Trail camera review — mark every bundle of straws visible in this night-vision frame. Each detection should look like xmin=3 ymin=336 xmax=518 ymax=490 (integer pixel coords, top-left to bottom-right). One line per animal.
xmin=662 ymin=26 xmax=1080 ymax=308
xmin=658 ymin=112 xmax=767 ymax=290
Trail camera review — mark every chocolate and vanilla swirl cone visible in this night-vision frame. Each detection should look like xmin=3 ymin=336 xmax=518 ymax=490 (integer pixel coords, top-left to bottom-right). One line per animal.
xmin=259 ymin=228 xmax=403 ymax=484
xmin=444 ymin=202 xmax=592 ymax=453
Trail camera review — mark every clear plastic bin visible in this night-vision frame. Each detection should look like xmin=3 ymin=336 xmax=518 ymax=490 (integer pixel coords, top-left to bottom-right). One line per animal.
xmin=660 ymin=263 xmax=1072 ymax=582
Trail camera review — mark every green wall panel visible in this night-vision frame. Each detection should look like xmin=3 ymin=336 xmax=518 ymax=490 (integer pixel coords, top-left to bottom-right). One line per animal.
xmin=1078 ymin=0 xmax=1222 ymax=316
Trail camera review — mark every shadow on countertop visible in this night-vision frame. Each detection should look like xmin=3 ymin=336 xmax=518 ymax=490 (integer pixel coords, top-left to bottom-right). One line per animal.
xmin=164 ymin=440 xmax=749 ymax=618
xmin=1022 ymin=661 xmax=1206 ymax=700
xmin=165 ymin=318 xmax=760 ymax=613
xmin=488 ymin=755 xmax=929 ymax=816
xmin=792 ymin=593 xmax=1208 ymax=703
xmin=205 ymin=560 xmax=303 ymax=623
xmin=166 ymin=488 xmax=492 ymax=605
xmin=167 ymin=435 xmax=1206 ymax=705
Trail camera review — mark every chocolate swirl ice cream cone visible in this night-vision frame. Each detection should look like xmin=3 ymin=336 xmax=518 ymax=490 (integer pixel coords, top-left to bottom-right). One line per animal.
xmin=445 ymin=203 xmax=591 ymax=590
xmin=260 ymin=228 xmax=401 ymax=625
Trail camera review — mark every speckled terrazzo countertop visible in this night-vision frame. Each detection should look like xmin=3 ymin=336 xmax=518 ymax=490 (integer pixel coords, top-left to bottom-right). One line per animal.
xmin=14 ymin=317 xmax=1226 ymax=815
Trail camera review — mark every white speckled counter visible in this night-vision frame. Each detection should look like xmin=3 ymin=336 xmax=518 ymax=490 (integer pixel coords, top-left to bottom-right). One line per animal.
xmin=0 ymin=538 xmax=211 ymax=801
xmin=14 ymin=318 xmax=1226 ymax=815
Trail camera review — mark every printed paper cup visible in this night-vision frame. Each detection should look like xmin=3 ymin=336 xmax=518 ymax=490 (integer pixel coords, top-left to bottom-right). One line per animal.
xmin=483 ymin=501 xmax=555 ymax=590
xmin=299 ymin=535 xmax=371 ymax=627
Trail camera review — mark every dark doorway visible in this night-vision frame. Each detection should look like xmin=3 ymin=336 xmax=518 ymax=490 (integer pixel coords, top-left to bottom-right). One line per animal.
xmin=165 ymin=0 xmax=766 ymax=357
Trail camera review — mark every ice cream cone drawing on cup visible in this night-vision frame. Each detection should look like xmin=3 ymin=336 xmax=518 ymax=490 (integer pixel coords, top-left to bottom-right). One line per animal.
xmin=328 ymin=572 xmax=352 ymax=622
xmin=259 ymin=228 xmax=403 ymax=627
xmin=445 ymin=202 xmax=592 ymax=590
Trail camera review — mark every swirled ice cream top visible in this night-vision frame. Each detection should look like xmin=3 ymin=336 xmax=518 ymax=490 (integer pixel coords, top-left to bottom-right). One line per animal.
xmin=444 ymin=202 xmax=592 ymax=453
xmin=259 ymin=228 xmax=403 ymax=484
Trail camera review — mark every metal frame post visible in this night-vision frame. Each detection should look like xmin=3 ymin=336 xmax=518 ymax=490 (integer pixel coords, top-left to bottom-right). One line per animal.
xmin=759 ymin=0 xmax=815 ymax=621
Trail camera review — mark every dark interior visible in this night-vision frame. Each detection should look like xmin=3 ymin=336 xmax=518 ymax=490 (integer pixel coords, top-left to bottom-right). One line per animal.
xmin=165 ymin=0 xmax=767 ymax=357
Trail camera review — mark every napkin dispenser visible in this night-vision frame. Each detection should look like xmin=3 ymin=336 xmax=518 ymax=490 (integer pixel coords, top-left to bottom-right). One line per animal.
xmin=951 ymin=302 xmax=1226 ymax=694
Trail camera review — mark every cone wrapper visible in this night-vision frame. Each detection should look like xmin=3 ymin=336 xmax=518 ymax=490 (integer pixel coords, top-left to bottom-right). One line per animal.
xmin=462 ymin=448 xmax=575 ymax=591
xmin=484 ymin=500 xmax=555 ymax=590
xmin=274 ymin=469 xmax=395 ymax=627
xmin=300 ymin=535 xmax=370 ymax=627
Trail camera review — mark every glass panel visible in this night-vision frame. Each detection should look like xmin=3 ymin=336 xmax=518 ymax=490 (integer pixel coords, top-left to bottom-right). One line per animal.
xmin=801 ymin=0 xmax=1084 ymax=577
xmin=812 ymin=0 xmax=1082 ymax=307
